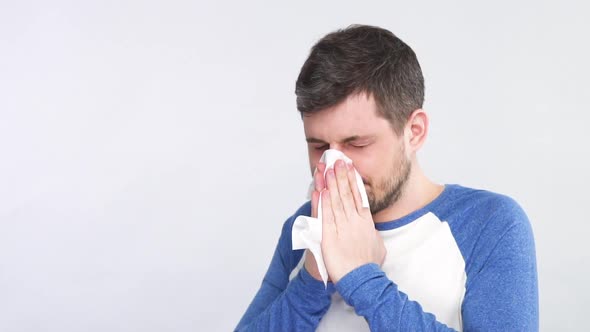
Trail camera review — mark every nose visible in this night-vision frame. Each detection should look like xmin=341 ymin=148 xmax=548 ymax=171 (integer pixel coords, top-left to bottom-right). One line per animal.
xmin=328 ymin=144 xmax=343 ymax=151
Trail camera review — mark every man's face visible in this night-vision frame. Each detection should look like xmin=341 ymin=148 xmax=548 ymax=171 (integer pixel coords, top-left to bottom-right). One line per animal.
xmin=302 ymin=93 xmax=412 ymax=215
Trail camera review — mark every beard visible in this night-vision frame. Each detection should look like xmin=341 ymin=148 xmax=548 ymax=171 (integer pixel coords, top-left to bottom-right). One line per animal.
xmin=364 ymin=146 xmax=412 ymax=215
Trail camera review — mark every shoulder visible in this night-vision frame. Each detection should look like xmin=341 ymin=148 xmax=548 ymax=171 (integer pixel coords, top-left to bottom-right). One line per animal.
xmin=442 ymin=185 xmax=534 ymax=269
xmin=442 ymin=184 xmax=529 ymax=228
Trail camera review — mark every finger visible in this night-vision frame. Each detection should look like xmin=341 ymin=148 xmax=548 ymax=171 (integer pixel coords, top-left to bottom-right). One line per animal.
xmin=334 ymin=159 xmax=356 ymax=217
xmin=317 ymin=162 xmax=326 ymax=175
xmin=314 ymin=163 xmax=325 ymax=191
xmin=316 ymin=162 xmax=327 ymax=190
xmin=347 ymin=162 xmax=364 ymax=214
xmin=326 ymin=167 xmax=346 ymax=224
xmin=321 ymin=189 xmax=337 ymax=234
xmin=311 ymin=189 xmax=319 ymax=218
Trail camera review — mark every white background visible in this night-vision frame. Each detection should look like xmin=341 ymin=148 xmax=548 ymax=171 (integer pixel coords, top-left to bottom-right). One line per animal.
xmin=1 ymin=1 xmax=588 ymax=331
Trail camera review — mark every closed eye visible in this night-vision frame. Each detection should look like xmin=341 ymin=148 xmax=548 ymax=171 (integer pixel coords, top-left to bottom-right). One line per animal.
xmin=314 ymin=145 xmax=329 ymax=151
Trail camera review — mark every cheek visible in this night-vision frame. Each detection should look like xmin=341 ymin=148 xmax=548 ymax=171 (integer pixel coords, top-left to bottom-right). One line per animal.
xmin=349 ymin=150 xmax=386 ymax=186
xmin=349 ymin=158 xmax=374 ymax=184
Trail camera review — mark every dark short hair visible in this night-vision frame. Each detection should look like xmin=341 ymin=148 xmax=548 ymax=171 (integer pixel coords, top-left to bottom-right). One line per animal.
xmin=295 ymin=24 xmax=424 ymax=134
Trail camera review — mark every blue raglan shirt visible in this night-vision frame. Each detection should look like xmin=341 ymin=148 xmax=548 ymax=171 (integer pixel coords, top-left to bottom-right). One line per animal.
xmin=236 ymin=184 xmax=538 ymax=331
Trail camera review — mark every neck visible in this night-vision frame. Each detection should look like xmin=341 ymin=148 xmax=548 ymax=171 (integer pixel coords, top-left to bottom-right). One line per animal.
xmin=372 ymin=160 xmax=444 ymax=223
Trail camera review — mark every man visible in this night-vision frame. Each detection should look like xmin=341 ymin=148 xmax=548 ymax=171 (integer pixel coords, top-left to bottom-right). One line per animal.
xmin=236 ymin=24 xmax=538 ymax=331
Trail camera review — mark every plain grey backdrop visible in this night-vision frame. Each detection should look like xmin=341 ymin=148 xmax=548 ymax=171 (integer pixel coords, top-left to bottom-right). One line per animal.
xmin=1 ymin=1 xmax=588 ymax=331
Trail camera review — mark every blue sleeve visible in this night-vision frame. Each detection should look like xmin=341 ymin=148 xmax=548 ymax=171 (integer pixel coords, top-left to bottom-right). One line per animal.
xmin=461 ymin=198 xmax=539 ymax=331
xmin=235 ymin=204 xmax=335 ymax=331
xmin=335 ymin=197 xmax=538 ymax=331
xmin=336 ymin=264 xmax=457 ymax=331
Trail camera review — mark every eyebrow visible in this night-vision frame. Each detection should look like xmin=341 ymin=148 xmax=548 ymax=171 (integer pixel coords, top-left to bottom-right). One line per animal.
xmin=305 ymin=135 xmax=374 ymax=144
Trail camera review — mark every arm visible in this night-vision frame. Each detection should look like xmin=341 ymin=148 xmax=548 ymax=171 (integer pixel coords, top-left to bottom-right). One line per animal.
xmin=334 ymin=198 xmax=538 ymax=331
xmin=461 ymin=202 xmax=538 ymax=331
xmin=235 ymin=205 xmax=334 ymax=331
xmin=336 ymin=264 xmax=457 ymax=331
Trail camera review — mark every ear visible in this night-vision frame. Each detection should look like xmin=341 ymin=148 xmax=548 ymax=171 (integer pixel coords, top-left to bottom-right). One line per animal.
xmin=404 ymin=109 xmax=429 ymax=154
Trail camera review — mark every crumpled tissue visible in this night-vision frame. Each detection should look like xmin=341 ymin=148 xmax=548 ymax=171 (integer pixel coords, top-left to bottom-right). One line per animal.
xmin=292 ymin=149 xmax=370 ymax=286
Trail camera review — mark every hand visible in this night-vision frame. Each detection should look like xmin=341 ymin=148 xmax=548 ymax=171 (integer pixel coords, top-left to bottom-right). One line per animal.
xmin=304 ymin=162 xmax=327 ymax=281
xmin=320 ymin=159 xmax=386 ymax=283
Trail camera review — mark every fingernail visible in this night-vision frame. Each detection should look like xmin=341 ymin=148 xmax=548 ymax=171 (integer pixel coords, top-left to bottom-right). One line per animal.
xmin=327 ymin=168 xmax=335 ymax=178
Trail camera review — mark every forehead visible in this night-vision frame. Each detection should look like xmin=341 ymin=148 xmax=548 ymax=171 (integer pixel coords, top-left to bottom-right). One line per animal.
xmin=302 ymin=93 xmax=391 ymax=140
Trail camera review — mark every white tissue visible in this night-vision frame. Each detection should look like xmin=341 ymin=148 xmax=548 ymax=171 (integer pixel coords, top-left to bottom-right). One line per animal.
xmin=292 ymin=149 xmax=370 ymax=286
